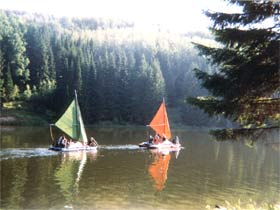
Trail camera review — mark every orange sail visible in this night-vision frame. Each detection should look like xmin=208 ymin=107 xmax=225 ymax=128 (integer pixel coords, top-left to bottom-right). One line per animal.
xmin=149 ymin=100 xmax=171 ymax=139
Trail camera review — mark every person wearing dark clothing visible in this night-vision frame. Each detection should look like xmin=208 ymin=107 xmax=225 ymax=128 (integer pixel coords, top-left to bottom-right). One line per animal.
xmin=148 ymin=135 xmax=153 ymax=144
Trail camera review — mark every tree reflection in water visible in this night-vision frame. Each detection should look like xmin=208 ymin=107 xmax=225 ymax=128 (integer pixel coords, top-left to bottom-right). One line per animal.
xmin=210 ymin=127 xmax=280 ymax=151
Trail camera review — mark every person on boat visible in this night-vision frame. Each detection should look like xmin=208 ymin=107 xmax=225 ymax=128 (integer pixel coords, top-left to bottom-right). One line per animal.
xmin=162 ymin=134 xmax=166 ymax=142
xmin=61 ymin=136 xmax=68 ymax=148
xmin=153 ymin=134 xmax=161 ymax=144
xmin=148 ymin=135 xmax=153 ymax=144
xmin=172 ymin=136 xmax=180 ymax=144
xmin=65 ymin=138 xmax=73 ymax=148
xmin=57 ymin=135 xmax=67 ymax=147
xmin=89 ymin=137 xmax=98 ymax=147
xmin=56 ymin=136 xmax=63 ymax=146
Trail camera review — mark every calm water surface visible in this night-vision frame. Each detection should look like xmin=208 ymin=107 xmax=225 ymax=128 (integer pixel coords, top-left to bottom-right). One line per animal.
xmin=1 ymin=126 xmax=279 ymax=209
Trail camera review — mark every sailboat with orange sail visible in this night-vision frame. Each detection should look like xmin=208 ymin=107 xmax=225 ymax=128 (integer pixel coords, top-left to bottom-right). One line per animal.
xmin=139 ymin=99 xmax=181 ymax=149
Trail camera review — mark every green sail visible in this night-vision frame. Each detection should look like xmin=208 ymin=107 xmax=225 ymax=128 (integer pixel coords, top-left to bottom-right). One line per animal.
xmin=55 ymin=98 xmax=87 ymax=143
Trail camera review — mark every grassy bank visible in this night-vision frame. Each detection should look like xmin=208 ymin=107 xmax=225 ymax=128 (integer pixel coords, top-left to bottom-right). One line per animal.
xmin=0 ymin=108 xmax=49 ymax=126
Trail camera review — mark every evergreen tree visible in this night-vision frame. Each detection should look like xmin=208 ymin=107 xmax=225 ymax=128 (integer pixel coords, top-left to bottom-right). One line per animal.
xmin=4 ymin=64 xmax=13 ymax=101
xmin=25 ymin=25 xmax=55 ymax=95
xmin=147 ymin=59 xmax=165 ymax=119
xmin=0 ymin=11 xmax=30 ymax=92
xmin=84 ymin=57 xmax=98 ymax=123
xmin=73 ymin=54 xmax=82 ymax=93
xmin=116 ymin=50 xmax=129 ymax=122
xmin=0 ymin=49 xmax=4 ymax=105
xmin=131 ymin=53 xmax=149 ymax=123
xmin=188 ymin=0 xmax=280 ymax=127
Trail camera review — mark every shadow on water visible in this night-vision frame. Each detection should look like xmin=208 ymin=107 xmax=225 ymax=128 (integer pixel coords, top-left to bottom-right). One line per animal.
xmin=210 ymin=127 xmax=280 ymax=150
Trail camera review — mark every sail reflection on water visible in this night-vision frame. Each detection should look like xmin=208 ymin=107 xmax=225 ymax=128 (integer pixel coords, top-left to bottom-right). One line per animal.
xmin=148 ymin=149 xmax=180 ymax=191
xmin=54 ymin=151 xmax=97 ymax=207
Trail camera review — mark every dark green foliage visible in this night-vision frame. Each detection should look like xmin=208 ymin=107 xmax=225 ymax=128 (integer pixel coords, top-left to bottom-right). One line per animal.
xmin=0 ymin=11 xmax=30 ymax=93
xmin=4 ymin=64 xmax=14 ymax=101
xmin=25 ymin=25 xmax=56 ymax=94
xmin=189 ymin=0 xmax=280 ymax=127
xmin=0 ymin=49 xmax=4 ymax=105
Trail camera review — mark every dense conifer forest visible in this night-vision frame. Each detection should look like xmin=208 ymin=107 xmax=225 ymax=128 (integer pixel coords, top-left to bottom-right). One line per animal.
xmin=1 ymin=10 xmax=224 ymax=126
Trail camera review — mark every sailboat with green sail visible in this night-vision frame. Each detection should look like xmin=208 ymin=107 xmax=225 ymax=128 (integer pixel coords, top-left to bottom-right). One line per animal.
xmin=49 ymin=91 xmax=98 ymax=151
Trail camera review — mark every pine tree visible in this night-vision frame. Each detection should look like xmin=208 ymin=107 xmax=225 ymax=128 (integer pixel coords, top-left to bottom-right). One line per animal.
xmin=132 ymin=53 xmax=149 ymax=123
xmin=85 ymin=57 xmax=98 ymax=123
xmin=25 ymin=25 xmax=55 ymax=95
xmin=188 ymin=0 xmax=280 ymax=127
xmin=0 ymin=49 xmax=4 ymax=105
xmin=147 ymin=59 xmax=165 ymax=120
xmin=117 ymin=50 xmax=129 ymax=122
xmin=0 ymin=11 xmax=30 ymax=93
xmin=4 ymin=64 xmax=14 ymax=101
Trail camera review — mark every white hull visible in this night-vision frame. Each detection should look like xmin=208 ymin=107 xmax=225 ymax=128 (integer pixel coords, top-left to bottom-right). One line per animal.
xmin=49 ymin=145 xmax=97 ymax=152
xmin=139 ymin=140 xmax=181 ymax=149
xmin=149 ymin=147 xmax=181 ymax=156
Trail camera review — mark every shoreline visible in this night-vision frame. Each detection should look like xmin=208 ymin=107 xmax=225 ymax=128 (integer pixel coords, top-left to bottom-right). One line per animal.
xmin=1 ymin=108 xmax=278 ymax=131
xmin=0 ymin=109 xmax=49 ymax=126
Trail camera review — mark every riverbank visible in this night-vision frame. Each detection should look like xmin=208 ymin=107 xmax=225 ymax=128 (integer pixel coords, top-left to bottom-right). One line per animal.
xmin=0 ymin=107 xmax=238 ymax=131
xmin=0 ymin=109 xmax=216 ymax=131
xmin=0 ymin=105 xmax=212 ymax=129
xmin=0 ymin=109 xmax=49 ymax=126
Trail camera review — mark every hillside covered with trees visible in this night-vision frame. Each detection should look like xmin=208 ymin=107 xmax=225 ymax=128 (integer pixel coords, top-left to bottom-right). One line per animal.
xmin=0 ymin=10 xmax=224 ymax=126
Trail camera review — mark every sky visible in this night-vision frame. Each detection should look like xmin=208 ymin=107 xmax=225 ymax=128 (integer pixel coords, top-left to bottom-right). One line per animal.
xmin=0 ymin=0 xmax=241 ymax=33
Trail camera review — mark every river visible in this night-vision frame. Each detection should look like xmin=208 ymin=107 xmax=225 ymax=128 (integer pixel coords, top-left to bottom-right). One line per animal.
xmin=1 ymin=126 xmax=279 ymax=209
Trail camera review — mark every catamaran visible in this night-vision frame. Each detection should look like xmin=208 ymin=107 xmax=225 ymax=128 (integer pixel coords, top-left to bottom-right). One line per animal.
xmin=49 ymin=91 xmax=98 ymax=152
xmin=138 ymin=99 xmax=181 ymax=149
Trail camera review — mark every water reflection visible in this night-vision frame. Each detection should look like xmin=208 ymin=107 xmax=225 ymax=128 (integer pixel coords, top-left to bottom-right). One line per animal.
xmin=211 ymin=127 xmax=280 ymax=150
xmin=1 ymin=159 xmax=28 ymax=209
xmin=54 ymin=151 xmax=97 ymax=208
xmin=148 ymin=149 xmax=181 ymax=191
xmin=1 ymin=127 xmax=279 ymax=209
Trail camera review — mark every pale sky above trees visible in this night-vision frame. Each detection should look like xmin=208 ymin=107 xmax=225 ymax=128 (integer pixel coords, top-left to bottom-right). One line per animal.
xmin=0 ymin=0 xmax=241 ymax=33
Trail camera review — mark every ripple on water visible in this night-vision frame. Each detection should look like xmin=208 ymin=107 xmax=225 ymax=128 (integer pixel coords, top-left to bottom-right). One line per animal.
xmin=99 ymin=144 xmax=140 ymax=150
xmin=0 ymin=148 xmax=58 ymax=160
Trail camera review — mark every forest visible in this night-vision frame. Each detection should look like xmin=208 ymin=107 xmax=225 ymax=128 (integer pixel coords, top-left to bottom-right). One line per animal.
xmin=0 ymin=10 xmax=221 ymax=126
xmin=1 ymin=0 xmax=279 ymax=128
